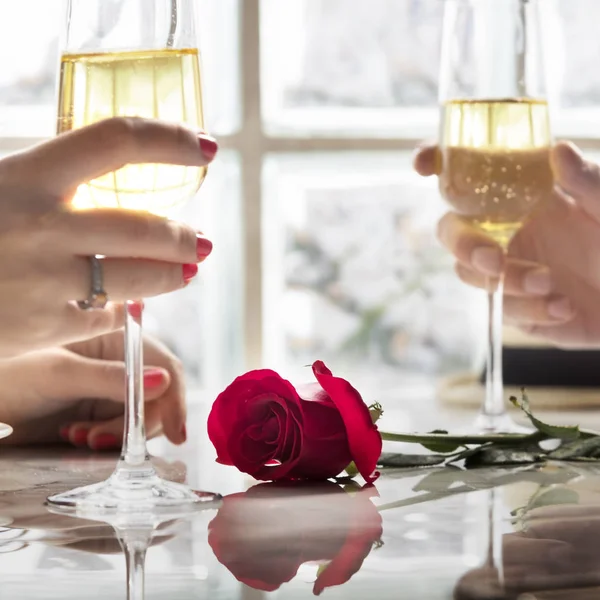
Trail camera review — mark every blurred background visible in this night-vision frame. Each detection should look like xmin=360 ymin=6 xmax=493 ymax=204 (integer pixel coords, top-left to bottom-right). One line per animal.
xmin=2 ymin=0 xmax=600 ymax=403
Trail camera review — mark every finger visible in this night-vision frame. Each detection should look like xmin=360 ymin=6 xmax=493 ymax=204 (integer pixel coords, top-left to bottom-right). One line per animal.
xmin=60 ymin=210 xmax=212 ymax=264
xmin=70 ymin=257 xmax=200 ymax=302
xmin=413 ymin=143 xmax=439 ymax=177
xmin=504 ymin=295 xmax=576 ymax=326
xmin=65 ymin=403 xmax=163 ymax=451
xmin=552 ymin=141 xmax=600 ymax=223
xmin=65 ymin=329 xmax=187 ymax=446
xmin=142 ymin=337 xmax=187 ymax=446
xmin=56 ymin=302 xmax=126 ymax=347
xmin=503 ymin=534 xmax=573 ymax=568
xmin=455 ymin=566 xmax=591 ymax=600
xmin=19 ymin=118 xmax=218 ymax=196
xmin=91 ymin=407 xmax=163 ymax=451
xmin=437 ymin=212 xmax=504 ymax=276
xmin=455 ymin=261 xmax=554 ymax=297
xmin=52 ymin=355 xmax=170 ymax=404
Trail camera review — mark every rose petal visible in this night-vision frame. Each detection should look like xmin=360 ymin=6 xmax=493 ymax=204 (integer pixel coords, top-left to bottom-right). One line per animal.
xmin=296 ymin=382 xmax=334 ymax=406
xmin=263 ymin=414 xmax=279 ymax=444
xmin=208 ymin=378 xmax=273 ymax=464
xmin=253 ymin=409 xmax=303 ymax=481
xmin=246 ymin=423 xmax=267 ymax=442
xmin=208 ymin=370 xmax=302 ymax=466
xmin=311 ymin=361 xmax=382 ymax=484
xmin=286 ymin=400 xmax=351 ymax=480
xmin=234 ymin=430 xmax=274 ymax=474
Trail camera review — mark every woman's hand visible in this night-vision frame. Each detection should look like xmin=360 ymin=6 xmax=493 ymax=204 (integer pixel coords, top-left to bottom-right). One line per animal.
xmin=0 ymin=117 xmax=217 ymax=357
xmin=0 ymin=329 xmax=188 ymax=448
xmin=415 ymin=141 xmax=600 ymax=347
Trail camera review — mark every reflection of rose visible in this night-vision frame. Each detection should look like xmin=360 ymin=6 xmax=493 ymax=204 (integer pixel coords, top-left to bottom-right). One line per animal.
xmin=207 ymin=361 xmax=381 ymax=483
xmin=208 ymin=481 xmax=383 ymax=596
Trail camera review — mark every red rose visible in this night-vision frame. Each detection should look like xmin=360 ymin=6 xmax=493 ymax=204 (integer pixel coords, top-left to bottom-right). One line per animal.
xmin=207 ymin=481 xmax=383 ymax=595
xmin=207 ymin=360 xmax=382 ymax=483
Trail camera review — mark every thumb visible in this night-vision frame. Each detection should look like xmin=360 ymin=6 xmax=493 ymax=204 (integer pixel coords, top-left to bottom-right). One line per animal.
xmin=413 ymin=143 xmax=440 ymax=177
xmin=552 ymin=141 xmax=600 ymax=221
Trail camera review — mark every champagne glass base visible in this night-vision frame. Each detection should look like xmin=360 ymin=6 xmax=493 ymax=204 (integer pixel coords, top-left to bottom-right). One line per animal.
xmin=47 ymin=469 xmax=221 ymax=516
xmin=468 ymin=412 xmax=532 ymax=435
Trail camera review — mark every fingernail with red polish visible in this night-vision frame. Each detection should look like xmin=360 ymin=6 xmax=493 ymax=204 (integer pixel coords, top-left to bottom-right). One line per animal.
xmin=72 ymin=429 xmax=90 ymax=447
xmin=199 ymin=135 xmax=218 ymax=162
xmin=127 ymin=300 xmax=144 ymax=320
xmin=59 ymin=426 xmax=71 ymax=442
xmin=91 ymin=433 xmax=120 ymax=451
xmin=181 ymin=424 xmax=187 ymax=443
xmin=183 ymin=263 xmax=199 ymax=283
xmin=196 ymin=235 xmax=213 ymax=261
xmin=144 ymin=368 xmax=165 ymax=389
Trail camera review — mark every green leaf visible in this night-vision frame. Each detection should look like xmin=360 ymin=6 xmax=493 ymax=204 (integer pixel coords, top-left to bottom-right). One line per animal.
xmin=464 ymin=447 xmax=543 ymax=468
xmin=368 ymin=402 xmax=384 ymax=425
xmin=527 ymin=488 xmax=579 ymax=511
xmin=380 ymin=431 xmax=538 ymax=447
xmin=344 ymin=462 xmax=359 ymax=478
xmin=378 ymin=453 xmax=447 ymax=468
xmin=420 ymin=430 xmax=462 ymax=454
xmin=510 ymin=391 xmax=579 ymax=441
xmin=548 ymin=437 xmax=600 ymax=460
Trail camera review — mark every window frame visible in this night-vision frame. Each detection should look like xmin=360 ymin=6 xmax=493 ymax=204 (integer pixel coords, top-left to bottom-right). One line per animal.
xmin=2 ymin=0 xmax=600 ymax=371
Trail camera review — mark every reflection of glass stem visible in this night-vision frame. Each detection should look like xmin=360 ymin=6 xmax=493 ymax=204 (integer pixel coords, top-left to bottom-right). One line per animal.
xmin=117 ymin=527 xmax=152 ymax=600
xmin=486 ymin=488 xmax=505 ymax=589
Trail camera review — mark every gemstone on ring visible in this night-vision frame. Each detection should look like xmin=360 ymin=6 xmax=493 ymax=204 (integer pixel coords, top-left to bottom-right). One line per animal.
xmin=77 ymin=291 xmax=109 ymax=310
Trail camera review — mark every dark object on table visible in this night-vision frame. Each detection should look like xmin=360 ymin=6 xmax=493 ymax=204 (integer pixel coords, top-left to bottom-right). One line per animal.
xmin=479 ymin=348 xmax=600 ymax=388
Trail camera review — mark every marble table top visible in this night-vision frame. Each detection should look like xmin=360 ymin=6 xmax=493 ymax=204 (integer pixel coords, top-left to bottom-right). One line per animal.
xmin=2 ymin=391 xmax=600 ymax=600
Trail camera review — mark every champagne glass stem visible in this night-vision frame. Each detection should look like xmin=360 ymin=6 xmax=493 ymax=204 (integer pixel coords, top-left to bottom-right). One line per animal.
xmin=483 ymin=270 xmax=506 ymax=421
xmin=122 ymin=301 xmax=151 ymax=468
xmin=486 ymin=489 xmax=505 ymax=589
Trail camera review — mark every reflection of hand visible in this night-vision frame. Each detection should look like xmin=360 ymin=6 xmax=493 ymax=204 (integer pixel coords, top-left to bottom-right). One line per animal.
xmin=0 ymin=456 xmax=186 ymax=536
xmin=0 ymin=118 xmax=216 ymax=357
xmin=0 ymin=330 xmax=187 ymax=449
xmin=454 ymin=505 xmax=600 ymax=599
xmin=208 ymin=481 xmax=383 ymax=596
xmin=41 ymin=522 xmax=176 ymax=556
xmin=414 ymin=142 xmax=600 ymax=347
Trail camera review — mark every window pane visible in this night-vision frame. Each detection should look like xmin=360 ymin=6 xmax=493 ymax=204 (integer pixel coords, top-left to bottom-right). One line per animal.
xmin=0 ymin=0 xmax=240 ymax=137
xmin=262 ymin=152 xmax=483 ymax=401
xmin=261 ymin=0 xmax=443 ymax=138
xmin=145 ymin=151 xmax=244 ymax=394
xmin=558 ymin=0 xmax=600 ymax=108
xmin=554 ymin=0 xmax=600 ymax=137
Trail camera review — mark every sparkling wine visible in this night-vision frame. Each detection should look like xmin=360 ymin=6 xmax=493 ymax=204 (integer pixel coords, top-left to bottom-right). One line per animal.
xmin=58 ymin=48 xmax=205 ymax=214
xmin=439 ymin=98 xmax=553 ymax=247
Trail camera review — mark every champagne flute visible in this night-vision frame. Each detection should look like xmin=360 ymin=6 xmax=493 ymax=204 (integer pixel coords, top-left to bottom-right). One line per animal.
xmin=438 ymin=0 xmax=553 ymax=433
xmin=47 ymin=0 xmax=221 ymax=513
